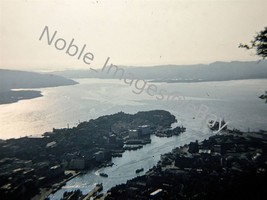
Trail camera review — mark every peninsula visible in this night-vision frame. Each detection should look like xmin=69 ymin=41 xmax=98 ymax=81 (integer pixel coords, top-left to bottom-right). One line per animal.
xmin=0 ymin=110 xmax=185 ymax=200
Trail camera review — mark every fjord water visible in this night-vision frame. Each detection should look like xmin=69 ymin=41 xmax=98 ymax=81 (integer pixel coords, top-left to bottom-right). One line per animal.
xmin=1 ymin=78 xmax=267 ymax=197
xmin=0 ymin=78 xmax=266 ymax=139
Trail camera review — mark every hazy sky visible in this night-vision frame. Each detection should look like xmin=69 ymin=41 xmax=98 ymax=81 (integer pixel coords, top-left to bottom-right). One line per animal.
xmin=1 ymin=0 xmax=267 ymax=71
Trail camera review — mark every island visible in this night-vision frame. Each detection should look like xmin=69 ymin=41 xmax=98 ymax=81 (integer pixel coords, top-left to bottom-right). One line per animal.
xmin=0 ymin=90 xmax=43 ymax=105
xmin=0 ymin=110 xmax=185 ymax=200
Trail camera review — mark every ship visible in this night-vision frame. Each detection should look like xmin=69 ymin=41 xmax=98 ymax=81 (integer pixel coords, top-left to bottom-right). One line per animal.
xmin=99 ymin=173 xmax=108 ymax=177
xmin=208 ymin=119 xmax=228 ymax=131
xmin=136 ymin=168 xmax=144 ymax=173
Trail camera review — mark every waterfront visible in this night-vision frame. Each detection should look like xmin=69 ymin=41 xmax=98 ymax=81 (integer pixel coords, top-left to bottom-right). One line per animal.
xmin=0 ymin=78 xmax=267 ymax=199
xmin=49 ymin=131 xmax=214 ymax=199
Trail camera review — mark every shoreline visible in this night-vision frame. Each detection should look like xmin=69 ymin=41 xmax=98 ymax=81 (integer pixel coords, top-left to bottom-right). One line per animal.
xmin=0 ymin=90 xmax=43 ymax=105
xmin=31 ymin=171 xmax=81 ymax=200
xmin=105 ymin=129 xmax=267 ymax=199
xmin=149 ymin=77 xmax=267 ymax=84
xmin=50 ymin=129 xmax=267 ymax=200
xmin=0 ymin=110 xmax=181 ymax=199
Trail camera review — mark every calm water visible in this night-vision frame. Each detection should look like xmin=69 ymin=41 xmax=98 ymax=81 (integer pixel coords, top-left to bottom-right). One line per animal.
xmin=1 ymin=78 xmax=267 ymax=198
xmin=0 ymin=79 xmax=266 ymax=139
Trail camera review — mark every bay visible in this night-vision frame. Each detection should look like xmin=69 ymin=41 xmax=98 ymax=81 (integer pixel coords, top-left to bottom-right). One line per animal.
xmin=0 ymin=78 xmax=266 ymax=139
xmin=1 ymin=78 xmax=267 ymax=198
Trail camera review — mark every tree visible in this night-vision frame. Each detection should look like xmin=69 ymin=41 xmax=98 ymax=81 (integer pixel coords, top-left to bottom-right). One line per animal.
xmin=239 ymin=27 xmax=267 ymax=59
xmin=239 ymin=27 xmax=267 ymax=103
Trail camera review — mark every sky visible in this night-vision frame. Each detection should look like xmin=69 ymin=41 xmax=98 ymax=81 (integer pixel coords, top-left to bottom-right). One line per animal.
xmin=1 ymin=0 xmax=267 ymax=71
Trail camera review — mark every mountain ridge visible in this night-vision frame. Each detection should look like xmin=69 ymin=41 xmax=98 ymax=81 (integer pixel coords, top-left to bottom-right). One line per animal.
xmin=50 ymin=60 xmax=267 ymax=82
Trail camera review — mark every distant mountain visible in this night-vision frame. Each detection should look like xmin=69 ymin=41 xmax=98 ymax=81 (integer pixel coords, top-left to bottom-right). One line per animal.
xmin=51 ymin=60 xmax=267 ymax=82
xmin=0 ymin=69 xmax=78 ymax=92
xmin=0 ymin=69 xmax=78 ymax=104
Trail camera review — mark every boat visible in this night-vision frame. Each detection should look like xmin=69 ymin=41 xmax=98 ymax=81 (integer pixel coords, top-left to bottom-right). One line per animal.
xmin=112 ymin=153 xmax=123 ymax=157
xmin=105 ymin=162 xmax=114 ymax=167
xmin=208 ymin=119 xmax=228 ymax=131
xmin=99 ymin=173 xmax=108 ymax=177
xmin=96 ymin=183 xmax=103 ymax=192
xmin=136 ymin=168 xmax=144 ymax=173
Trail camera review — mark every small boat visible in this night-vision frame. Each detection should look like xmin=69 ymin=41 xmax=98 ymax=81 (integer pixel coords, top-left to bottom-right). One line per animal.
xmin=136 ymin=168 xmax=144 ymax=173
xmin=96 ymin=183 xmax=103 ymax=192
xmin=105 ymin=162 xmax=114 ymax=167
xmin=99 ymin=173 xmax=108 ymax=177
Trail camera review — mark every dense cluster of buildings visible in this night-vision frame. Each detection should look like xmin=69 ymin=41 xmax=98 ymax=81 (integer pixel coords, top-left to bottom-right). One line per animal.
xmin=0 ymin=110 xmax=179 ymax=199
xmin=105 ymin=130 xmax=267 ymax=200
xmin=4 ymin=109 xmax=265 ymax=200
xmin=0 ymin=157 xmax=65 ymax=199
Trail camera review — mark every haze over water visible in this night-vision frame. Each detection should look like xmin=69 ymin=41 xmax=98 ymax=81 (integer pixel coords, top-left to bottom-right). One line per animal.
xmin=0 ymin=78 xmax=266 ymax=140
